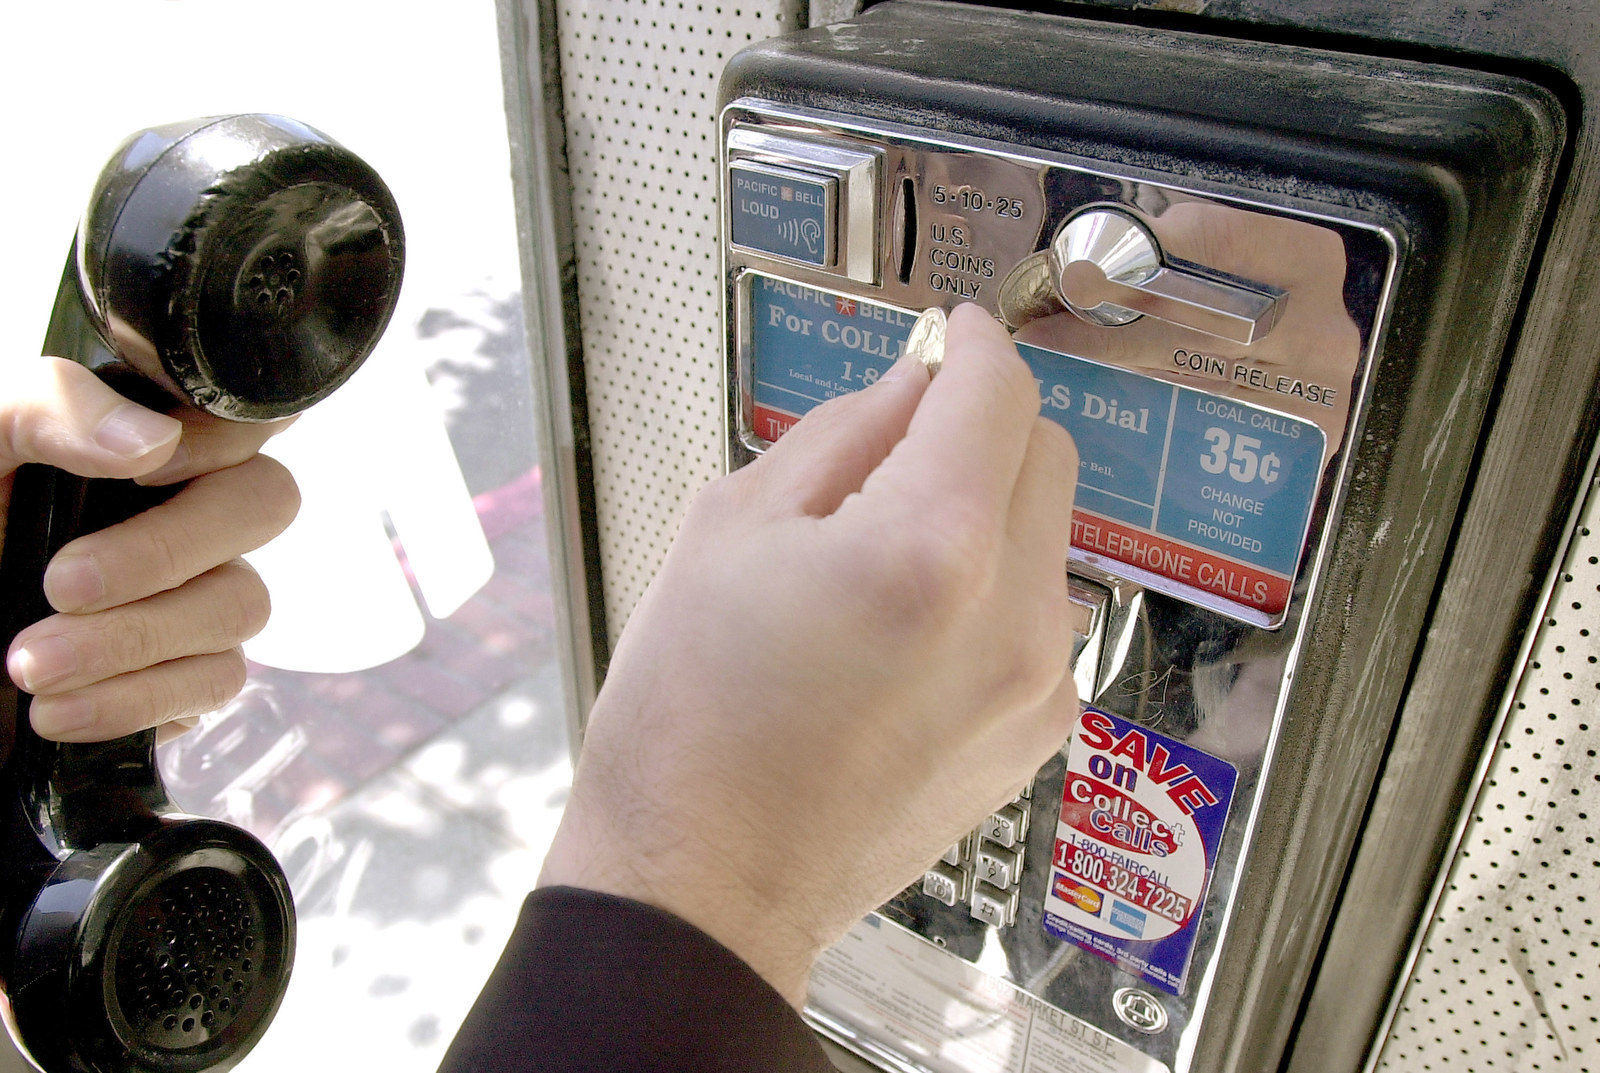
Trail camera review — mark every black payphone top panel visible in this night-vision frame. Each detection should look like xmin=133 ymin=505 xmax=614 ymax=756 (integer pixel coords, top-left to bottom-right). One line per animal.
xmin=721 ymin=1 xmax=1560 ymax=331
xmin=723 ymin=1 xmax=1559 ymax=226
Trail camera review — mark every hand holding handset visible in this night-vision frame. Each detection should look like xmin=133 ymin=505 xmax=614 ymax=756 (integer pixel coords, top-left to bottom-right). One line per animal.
xmin=0 ymin=115 xmax=403 ymax=1072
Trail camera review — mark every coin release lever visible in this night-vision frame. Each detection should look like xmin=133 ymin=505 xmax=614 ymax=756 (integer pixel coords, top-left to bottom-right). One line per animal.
xmin=1052 ymin=209 xmax=1285 ymax=345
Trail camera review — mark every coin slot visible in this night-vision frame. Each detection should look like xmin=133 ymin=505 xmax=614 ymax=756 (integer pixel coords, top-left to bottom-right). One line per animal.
xmin=897 ymin=176 xmax=917 ymax=285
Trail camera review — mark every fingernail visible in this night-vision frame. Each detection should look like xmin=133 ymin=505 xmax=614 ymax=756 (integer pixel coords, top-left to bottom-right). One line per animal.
xmin=44 ymin=554 xmax=106 ymax=611
xmin=9 ymin=636 xmax=77 ymax=691
xmin=95 ymin=403 xmax=181 ymax=459
xmin=876 ymin=352 xmax=927 ymax=385
xmin=30 ymin=695 xmax=95 ymax=740
xmin=135 ymin=441 xmax=192 ymax=486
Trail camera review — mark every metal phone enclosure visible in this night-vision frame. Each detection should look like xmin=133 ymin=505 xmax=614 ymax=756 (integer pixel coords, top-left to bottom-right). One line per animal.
xmin=718 ymin=4 xmax=1562 ymax=1073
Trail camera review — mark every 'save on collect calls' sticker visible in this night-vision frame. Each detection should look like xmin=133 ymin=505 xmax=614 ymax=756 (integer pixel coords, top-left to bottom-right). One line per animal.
xmin=1042 ymin=707 xmax=1238 ymax=996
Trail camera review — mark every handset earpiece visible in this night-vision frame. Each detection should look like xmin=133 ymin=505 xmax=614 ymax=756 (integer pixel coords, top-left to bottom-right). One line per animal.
xmin=0 ymin=114 xmax=404 ymax=1072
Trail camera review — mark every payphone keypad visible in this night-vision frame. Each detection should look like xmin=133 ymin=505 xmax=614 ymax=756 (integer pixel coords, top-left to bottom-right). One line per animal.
xmin=921 ymin=784 xmax=1033 ymax=923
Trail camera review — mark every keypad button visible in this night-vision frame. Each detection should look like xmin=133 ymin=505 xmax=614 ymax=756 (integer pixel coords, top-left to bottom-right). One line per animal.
xmin=981 ymin=804 xmax=1029 ymax=848
xmin=970 ymin=881 xmax=1019 ymax=928
xmin=922 ymin=864 xmax=966 ymax=907
xmin=976 ymin=844 xmax=1023 ymax=889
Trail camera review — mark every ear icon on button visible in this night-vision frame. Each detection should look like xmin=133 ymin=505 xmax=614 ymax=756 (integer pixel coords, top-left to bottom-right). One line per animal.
xmin=801 ymin=217 xmax=822 ymax=255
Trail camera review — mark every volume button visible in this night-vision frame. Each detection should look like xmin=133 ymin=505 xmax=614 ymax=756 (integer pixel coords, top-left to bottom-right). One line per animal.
xmin=725 ymin=125 xmax=881 ymax=284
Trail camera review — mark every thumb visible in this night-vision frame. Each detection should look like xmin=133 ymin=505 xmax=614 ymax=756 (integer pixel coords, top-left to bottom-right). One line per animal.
xmin=1 ymin=357 xmax=182 ymax=481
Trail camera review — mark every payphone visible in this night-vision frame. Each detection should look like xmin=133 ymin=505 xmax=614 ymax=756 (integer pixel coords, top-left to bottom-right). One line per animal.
xmin=716 ymin=3 xmax=1563 ymax=1071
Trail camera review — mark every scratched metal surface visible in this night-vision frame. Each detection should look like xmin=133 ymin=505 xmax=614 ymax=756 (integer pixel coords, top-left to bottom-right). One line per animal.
xmin=1374 ymin=477 xmax=1600 ymax=1072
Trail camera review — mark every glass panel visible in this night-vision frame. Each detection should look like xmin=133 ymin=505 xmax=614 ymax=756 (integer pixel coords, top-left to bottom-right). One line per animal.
xmin=0 ymin=4 xmax=568 ymax=1069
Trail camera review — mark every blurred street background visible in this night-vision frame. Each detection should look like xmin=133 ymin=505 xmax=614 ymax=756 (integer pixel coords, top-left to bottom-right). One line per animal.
xmin=0 ymin=3 xmax=568 ymax=1068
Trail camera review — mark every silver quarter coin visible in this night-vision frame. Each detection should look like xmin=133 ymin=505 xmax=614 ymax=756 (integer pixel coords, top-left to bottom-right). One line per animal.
xmin=905 ymin=307 xmax=948 ymax=377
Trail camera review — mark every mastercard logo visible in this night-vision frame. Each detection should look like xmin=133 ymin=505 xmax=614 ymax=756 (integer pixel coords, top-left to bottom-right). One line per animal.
xmin=1054 ymin=873 xmax=1103 ymax=915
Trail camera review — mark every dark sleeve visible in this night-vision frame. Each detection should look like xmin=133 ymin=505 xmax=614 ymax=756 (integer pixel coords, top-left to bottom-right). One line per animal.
xmin=436 ymin=886 xmax=838 ymax=1073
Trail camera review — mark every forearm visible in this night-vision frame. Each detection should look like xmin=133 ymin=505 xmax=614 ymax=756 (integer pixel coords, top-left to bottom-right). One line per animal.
xmin=437 ymin=887 xmax=835 ymax=1073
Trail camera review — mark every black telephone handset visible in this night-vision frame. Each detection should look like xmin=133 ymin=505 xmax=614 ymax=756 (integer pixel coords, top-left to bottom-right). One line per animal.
xmin=0 ymin=115 xmax=404 ymax=1072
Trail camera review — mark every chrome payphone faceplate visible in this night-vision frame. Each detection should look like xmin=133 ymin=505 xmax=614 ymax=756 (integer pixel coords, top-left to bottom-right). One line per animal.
xmin=722 ymin=100 xmax=1398 ymax=1073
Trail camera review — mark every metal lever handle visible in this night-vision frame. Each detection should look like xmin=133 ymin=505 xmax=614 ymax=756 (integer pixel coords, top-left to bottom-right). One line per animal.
xmin=1051 ymin=209 xmax=1285 ymax=345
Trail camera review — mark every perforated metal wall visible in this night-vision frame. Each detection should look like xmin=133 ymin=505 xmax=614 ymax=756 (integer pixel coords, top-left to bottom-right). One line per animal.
xmin=555 ymin=0 xmax=801 ymax=644
xmin=1376 ymin=477 xmax=1600 ymax=1072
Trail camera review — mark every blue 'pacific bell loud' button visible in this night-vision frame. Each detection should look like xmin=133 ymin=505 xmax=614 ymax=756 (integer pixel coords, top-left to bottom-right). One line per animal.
xmin=729 ymin=161 xmax=836 ymax=268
